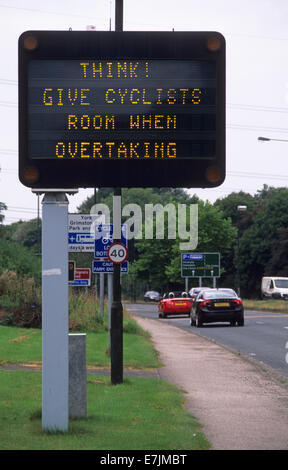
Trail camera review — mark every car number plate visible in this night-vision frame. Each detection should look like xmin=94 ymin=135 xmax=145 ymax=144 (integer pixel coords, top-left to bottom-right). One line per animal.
xmin=214 ymin=302 xmax=229 ymax=307
xmin=175 ymin=302 xmax=186 ymax=305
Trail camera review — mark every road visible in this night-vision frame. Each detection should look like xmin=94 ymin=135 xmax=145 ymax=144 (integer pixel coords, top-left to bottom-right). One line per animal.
xmin=126 ymin=302 xmax=288 ymax=378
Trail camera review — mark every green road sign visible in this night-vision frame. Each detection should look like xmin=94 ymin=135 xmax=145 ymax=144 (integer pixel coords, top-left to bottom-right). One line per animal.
xmin=181 ymin=252 xmax=220 ymax=278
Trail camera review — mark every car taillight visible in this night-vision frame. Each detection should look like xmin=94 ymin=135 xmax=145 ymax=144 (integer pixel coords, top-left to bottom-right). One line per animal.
xmin=232 ymin=298 xmax=242 ymax=305
xmin=200 ymin=300 xmax=211 ymax=307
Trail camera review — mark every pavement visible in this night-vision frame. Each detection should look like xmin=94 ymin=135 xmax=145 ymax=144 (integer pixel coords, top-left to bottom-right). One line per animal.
xmin=132 ymin=315 xmax=288 ymax=451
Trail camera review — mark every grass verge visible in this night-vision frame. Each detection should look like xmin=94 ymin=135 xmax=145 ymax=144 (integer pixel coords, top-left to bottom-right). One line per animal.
xmin=0 ymin=325 xmax=160 ymax=369
xmin=243 ymin=299 xmax=288 ymax=313
xmin=0 ymin=293 xmax=210 ymax=450
xmin=0 ymin=370 xmax=210 ymax=450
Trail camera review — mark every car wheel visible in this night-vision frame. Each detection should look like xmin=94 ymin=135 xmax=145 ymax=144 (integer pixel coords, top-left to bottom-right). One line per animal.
xmin=195 ymin=314 xmax=203 ymax=328
xmin=161 ymin=309 xmax=167 ymax=318
xmin=238 ymin=317 xmax=244 ymax=326
xmin=230 ymin=320 xmax=236 ymax=326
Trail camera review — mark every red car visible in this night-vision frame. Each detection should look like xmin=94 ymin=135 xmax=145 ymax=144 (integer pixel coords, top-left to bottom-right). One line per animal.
xmin=158 ymin=291 xmax=193 ymax=318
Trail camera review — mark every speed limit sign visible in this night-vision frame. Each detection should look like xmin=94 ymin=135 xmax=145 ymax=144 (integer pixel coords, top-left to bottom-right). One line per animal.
xmin=107 ymin=242 xmax=128 ymax=264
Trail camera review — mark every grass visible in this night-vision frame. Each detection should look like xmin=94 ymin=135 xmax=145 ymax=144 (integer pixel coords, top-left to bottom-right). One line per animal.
xmin=0 ymin=292 xmax=210 ymax=449
xmin=0 ymin=291 xmax=160 ymax=369
xmin=243 ymin=298 xmax=288 ymax=313
xmin=0 ymin=370 xmax=210 ymax=450
xmin=0 ymin=326 xmax=160 ymax=369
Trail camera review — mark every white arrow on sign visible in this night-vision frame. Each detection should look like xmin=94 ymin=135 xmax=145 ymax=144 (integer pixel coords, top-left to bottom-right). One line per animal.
xmin=107 ymin=242 xmax=128 ymax=264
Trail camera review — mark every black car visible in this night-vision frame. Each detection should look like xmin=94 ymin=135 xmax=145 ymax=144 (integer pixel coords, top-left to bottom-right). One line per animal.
xmin=144 ymin=291 xmax=162 ymax=302
xmin=190 ymin=289 xmax=244 ymax=327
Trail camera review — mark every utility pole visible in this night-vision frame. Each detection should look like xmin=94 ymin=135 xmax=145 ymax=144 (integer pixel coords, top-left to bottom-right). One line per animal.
xmin=110 ymin=188 xmax=123 ymax=384
xmin=115 ymin=0 xmax=123 ymax=31
xmin=110 ymin=0 xmax=124 ymax=385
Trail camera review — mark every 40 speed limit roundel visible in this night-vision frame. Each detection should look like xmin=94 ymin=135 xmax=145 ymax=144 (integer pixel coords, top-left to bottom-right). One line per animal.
xmin=107 ymin=242 xmax=128 ymax=264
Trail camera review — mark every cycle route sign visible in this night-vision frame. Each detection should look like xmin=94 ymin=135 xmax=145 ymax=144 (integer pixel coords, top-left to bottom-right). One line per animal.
xmin=93 ymin=224 xmax=129 ymax=274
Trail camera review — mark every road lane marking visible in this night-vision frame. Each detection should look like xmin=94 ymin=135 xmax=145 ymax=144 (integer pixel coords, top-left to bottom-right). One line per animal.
xmin=245 ymin=314 xmax=288 ymax=319
xmin=166 ymin=314 xmax=288 ymax=320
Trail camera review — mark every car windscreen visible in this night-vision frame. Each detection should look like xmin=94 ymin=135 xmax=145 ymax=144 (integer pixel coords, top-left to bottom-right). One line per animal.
xmin=274 ymin=280 xmax=288 ymax=288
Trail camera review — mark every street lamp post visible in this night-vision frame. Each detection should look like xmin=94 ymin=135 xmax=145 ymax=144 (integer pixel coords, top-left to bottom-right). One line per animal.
xmin=258 ymin=137 xmax=288 ymax=143
xmin=236 ymin=205 xmax=247 ymax=297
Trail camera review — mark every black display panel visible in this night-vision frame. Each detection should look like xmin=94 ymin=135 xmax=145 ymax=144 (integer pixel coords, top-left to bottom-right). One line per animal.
xmin=19 ymin=31 xmax=225 ymax=188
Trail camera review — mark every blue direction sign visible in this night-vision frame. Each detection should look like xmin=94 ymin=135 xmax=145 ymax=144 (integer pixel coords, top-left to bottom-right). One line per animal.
xmin=94 ymin=224 xmax=127 ymax=259
xmin=92 ymin=260 xmax=129 ymax=274
xmin=69 ymin=279 xmax=90 ymax=286
xmin=69 ymin=232 xmax=94 ymax=245
xmin=182 ymin=253 xmax=204 ymax=261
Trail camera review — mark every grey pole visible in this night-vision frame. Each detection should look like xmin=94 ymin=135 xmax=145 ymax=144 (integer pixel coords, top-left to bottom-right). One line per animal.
xmin=41 ymin=192 xmax=69 ymax=432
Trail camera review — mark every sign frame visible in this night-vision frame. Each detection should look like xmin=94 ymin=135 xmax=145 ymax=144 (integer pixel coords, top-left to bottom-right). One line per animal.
xmin=19 ymin=30 xmax=225 ymax=189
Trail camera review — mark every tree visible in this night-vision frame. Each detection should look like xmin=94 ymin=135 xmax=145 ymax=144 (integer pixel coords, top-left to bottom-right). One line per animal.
xmin=265 ymin=227 xmax=288 ymax=276
xmin=214 ymin=191 xmax=256 ymax=225
xmin=238 ymin=187 xmax=288 ymax=296
xmin=77 ymin=187 xmax=197 ymax=215
xmin=0 ymin=202 xmax=7 ymax=224
xmin=11 ymin=218 xmax=41 ymax=251
xmin=0 ymin=238 xmax=41 ymax=281
xmin=131 ymin=200 xmax=236 ymax=291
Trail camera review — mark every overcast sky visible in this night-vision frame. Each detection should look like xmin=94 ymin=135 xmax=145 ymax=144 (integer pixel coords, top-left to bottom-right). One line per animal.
xmin=0 ymin=0 xmax=288 ymax=224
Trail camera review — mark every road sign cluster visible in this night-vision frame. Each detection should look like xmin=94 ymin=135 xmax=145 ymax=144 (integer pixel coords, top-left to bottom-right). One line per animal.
xmin=93 ymin=224 xmax=129 ymax=273
xmin=69 ymin=216 xmax=129 ymax=283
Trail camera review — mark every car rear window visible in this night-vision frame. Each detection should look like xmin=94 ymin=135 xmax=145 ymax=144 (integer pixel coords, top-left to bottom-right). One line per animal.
xmin=203 ymin=291 xmax=235 ymax=299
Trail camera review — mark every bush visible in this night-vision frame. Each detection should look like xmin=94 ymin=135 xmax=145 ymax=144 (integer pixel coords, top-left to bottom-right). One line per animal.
xmin=0 ymin=274 xmax=146 ymax=335
xmin=0 ymin=238 xmax=41 ymax=280
xmin=69 ymin=290 xmax=106 ymax=333
xmin=0 ymin=270 xmax=41 ymax=328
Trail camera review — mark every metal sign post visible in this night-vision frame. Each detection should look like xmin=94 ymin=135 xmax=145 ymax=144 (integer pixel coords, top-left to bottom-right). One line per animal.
xmin=111 ymin=188 xmax=123 ymax=385
xmin=41 ymin=192 xmax=69 ymax=431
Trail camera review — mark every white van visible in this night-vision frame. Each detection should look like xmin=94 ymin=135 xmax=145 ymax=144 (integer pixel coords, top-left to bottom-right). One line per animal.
xmin=261 ymin=277 xmax=288 ymax=300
